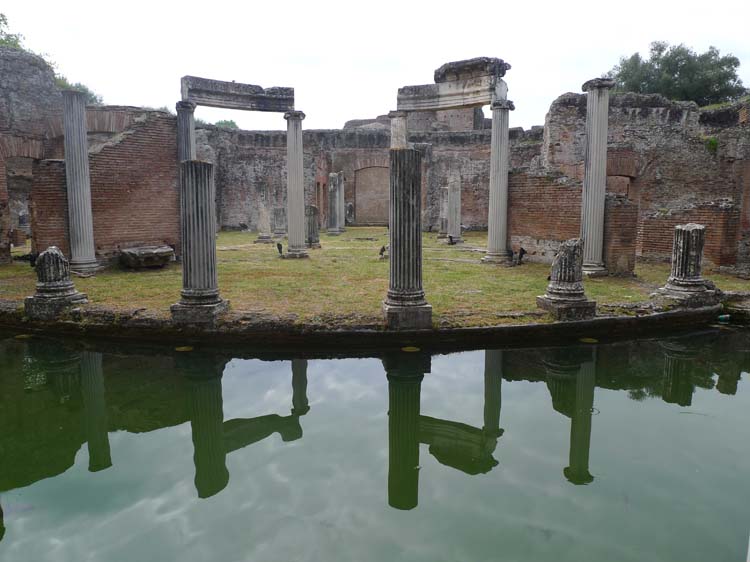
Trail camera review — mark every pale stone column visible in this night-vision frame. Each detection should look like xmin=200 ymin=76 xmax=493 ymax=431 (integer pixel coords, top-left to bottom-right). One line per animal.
xmin=437 ymin=186 xmax=448 ymax=239
xmin=483 ymin=100 xmax=515 ymax=264
xmin=483 ymin=350 xmax=503 ymax=438
xmin=176 ymin=101 xmax=197 ymax=162
xmin=383 ymin=148 xmax=432 ymax=329
xmin=62 ymin=90 xmax=98 ymax=274
xmin=338 ymin=174 xmax=346 ymax=231
xmin=171 ymin=161 xmax=228 ymax=324
xmin=80 ymin=351 xmax=112 ymax=472
xmin=446 ymin=170 xmax=463 ymax=243
xmin=580 ymin=78 xmax=614 ymax=275
xmin=327 ymin=173 xmax=341 ymax=235
xmin=537 ymin=238 xmax=596 ymax=320
xmin=284 ymin=111 xmax=308 ymax=258
xmin=305 ymin=205 xmax=321 ymax=248
xmin=389 ymin=110 xmax=408 ymax=149
xmin=291 ymin=359 xmax=310 ymax=416
xmin=565 ymin=354 xmax=595 ymax=485
xmin=253 ymin=200 xmax=273 ymax=244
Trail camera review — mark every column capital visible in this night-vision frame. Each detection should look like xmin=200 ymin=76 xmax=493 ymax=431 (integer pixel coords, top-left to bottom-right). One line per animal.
xmin=582 ymin=78 xmax=615 ymax=92
xmin=388 ymin=110 xmax=408 ymax=119
xmin=284 ymin=110 xmax=306 ymax=121
xmin=491 ymin=99 xmax=515 ymax=111
xmin=176 ymin=100 xmax=197 ymax=113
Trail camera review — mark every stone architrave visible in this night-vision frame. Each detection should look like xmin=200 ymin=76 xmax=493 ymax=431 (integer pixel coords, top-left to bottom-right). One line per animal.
xmin=24 ymin=246 xmax=88 ymax=320
xmin=176 ymin=100 xmax=197 ymax=162
xmin=272 ymin=207 xmax=286 ymax=238
xmin=655 ymin=223 xmax=720 ymax=307
xmin=284 ymin=111 xmax=308 ymax=258
xmin=446 ymin=171 xmax=463 ymax=243
xmin=389 ymin=110 xmax=409 ymax=149
xmin=305 ymin=205 xmax=321 ymax=248
xmin=171 ymin=161 xmax=229 ymax=325
xmin=437 ymin=187 xmax=448 ymax=239
xmin=580 ymin=78 xmax=615 ymax=276
xmin=327 ymin=173 xmax=342 ymax=235
xmin=482 ymin=99 xmax=515 ymax=264
xmin=254 ymin=201 xmax=273 ymax=244
xmin=383 ymin=148 xmax=432 ymax=329
xmin=181 ymin=76 xmax=294 ymax=112
xmin=62 ymin=90 xmax=99 ymax=274
xmin=536 ymin=238 xmax=596 ymax=321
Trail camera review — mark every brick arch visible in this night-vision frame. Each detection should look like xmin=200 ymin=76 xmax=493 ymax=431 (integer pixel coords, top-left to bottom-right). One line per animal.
xmin=354 ymin=166 xmax=389 ymax=225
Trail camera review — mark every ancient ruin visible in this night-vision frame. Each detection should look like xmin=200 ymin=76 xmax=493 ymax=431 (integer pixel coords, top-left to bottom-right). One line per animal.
xmin=305 ymin=205 xmax=321 ymax=248
xmin=536 ymin=238 xmax=597 ymax=321
xmin=24 ymin=246 xmax=88 ymax=320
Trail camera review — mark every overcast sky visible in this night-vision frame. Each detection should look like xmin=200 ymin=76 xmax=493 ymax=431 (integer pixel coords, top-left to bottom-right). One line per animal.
xmin=4 ymin=0 xmax=750 ymax=131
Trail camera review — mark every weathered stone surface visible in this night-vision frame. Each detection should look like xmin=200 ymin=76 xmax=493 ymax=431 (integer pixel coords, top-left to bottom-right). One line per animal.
xmin=305 ymin=205 xmax=320 ymax=248
xmin=398 ymin=76 xmax=508 ymax=112
xmin=446 ymin=171 xmax=463 ymax=243
xmin=284 ymin=111 xmax=308 ymax=258
xmin=327 ymin=172 xmax=344 ymax=235
xmin=272 ymin=207 xmax=286 ymax=238
xmin=655 ymin=223 xmax=721 ymax=306
xmin=181 ymin=76 xmax=294 ymax=113
xmin=119 ymin=245 xmax=174 ymax=269
xmin=437 ymin=187 xmax=448 ymax=238
xmin=254 ymin=203 xmax=273 ymax=244
xmin=176 ymin=101 xmax=197 ymax=162
xmin=24 ymin=246 xmax=88 ymax=320
xmin=433 ymin=57 xmax=511 ymax=83
xmin=537 ymin=238 xmax=596 ymax=320
xmin=483 ymin=99 xmax=514 ymax=264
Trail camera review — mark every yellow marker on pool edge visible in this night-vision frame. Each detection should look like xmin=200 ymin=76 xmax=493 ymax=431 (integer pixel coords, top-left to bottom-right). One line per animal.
xmin=401 ymin=346 xmax=420 ymax=352
xmin=175 ymin=346 xmax=194 ymax=352
xmin=14 ymin=334 xmax=32 ymax=340
xmin=579 ymin=337 xmax=598 ymax=344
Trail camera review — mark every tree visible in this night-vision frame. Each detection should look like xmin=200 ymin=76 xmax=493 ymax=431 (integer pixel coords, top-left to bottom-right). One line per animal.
xmin=0 ymin=13 xmax=23 ymax=48
xmin=609 ymin=41 xmax=747 ymax=107
xmin=214 ymin=119 xmax=238 ymax=129
xmin=54 ymin=75 xmax=103 ymax=105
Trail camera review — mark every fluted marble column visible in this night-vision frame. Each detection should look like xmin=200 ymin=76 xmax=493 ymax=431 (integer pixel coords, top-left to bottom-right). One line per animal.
xmin=253 ymin=199 xmax=273 ymax=244
xmin=383 ymin=148 xmax=432 ymax=329
xmin=483 ymin=100 xmax=514 ymax=264
xmin=580 ymin=78 xmax=614 ymax=276
xmin=338 ymin=174 xmax=346 ymax=232
xmin=483 ymin=350 xmax=503 ymax=438
xmin=62 ymin=90 xmax=98 ymax=274
xmin=80 ymin=351 xmax=112 ymax=472
xmin=661 ymin=340 xmax=696 ymax=407
xmin=176 ymin=101 xmax=197 ymax=162
xmin=446 ymin=170 xmax=463 ymax=243
xmin=327 ymin=173 xmax=341 ymax=235
xmin=389 ymin=110 xmax=408 ymax=149
xmin=284 ymin=111 xmax=308 ymax=258
xmin=565 ymin=354 xmax=595 ymax=485
xmin=305 ymin=205 xmax=321 ymax=248
xmin=437 ymin=186 xmax=448 ymax=239
xmin=171 ymin=161 xmax=228 ymax=324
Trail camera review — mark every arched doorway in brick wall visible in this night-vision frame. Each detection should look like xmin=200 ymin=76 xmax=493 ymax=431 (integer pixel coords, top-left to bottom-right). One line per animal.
xmin=354 ymin=166 xmax=389 ymax=225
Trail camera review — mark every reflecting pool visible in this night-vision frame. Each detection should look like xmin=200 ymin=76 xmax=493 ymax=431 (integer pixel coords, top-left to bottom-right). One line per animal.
xmin=0 ymin=329 xmax=748 ymax=561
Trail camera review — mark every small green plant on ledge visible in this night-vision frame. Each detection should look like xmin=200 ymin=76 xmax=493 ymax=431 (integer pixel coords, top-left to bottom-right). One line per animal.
xmin=704 ymin=136 xmax=719 ymax=154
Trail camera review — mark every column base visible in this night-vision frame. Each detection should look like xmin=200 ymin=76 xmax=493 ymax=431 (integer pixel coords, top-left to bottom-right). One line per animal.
xmin=25 ymin=292 xmax=88 ymax=321
xmin=305 ymin=242 xmax=322 ymax=249
xmin=327 ymin=230 xmax=342 ymax=236
xmin=652 ymin=285 xmax=721 ymax=308
xmin=281 ymin=250 xmax=309 ymax=259
xmin=536 ymin=296 xmax=596 ymax=321
xmin=171 ymin=299 xmax=229 ymax=326
xmin=582 ymin=264 xmax=608 ymax=277
xmin=383 ymin=301 xmax=433 ymax=330
xmin=481 ymin=252 xmax=513 ymax=266
xmin=254 ymin=235 xmax=274 ymax=244
xmin=272 ymin=233 xmax=286 ymax=239
xmin=443 ymin=236 xmax=464 ymax=245
xmin=70 ymin=258 xmax=101 ymax=276
xmin=437 ymin=233 xmax=448 ymax=239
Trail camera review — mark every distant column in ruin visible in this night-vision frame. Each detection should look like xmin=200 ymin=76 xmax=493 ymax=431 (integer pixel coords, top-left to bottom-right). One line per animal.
xmin=338 ymin=174 xmax=346 ymax=231
xmin=291 ymin=359 xmax=310 ymax=416
xmin=389 ymin=110 xmax=408 ymax=149
xmin=171 ymin=161 xmax=228 ymax=324
xmin=580 ymin=78 xmax=614 ymax=275
xmin=437 ymin=186 xmax=448 ymax=239
xmin=305 ymin=205 xmax=321 ymax=248
xmin=537 ymin=238 xmax=596 ymax=321
xmin=446 ymin=170 xmax=463 ymax=243
xmin=62 ymin=90 xmax=98 ymax=274
xmin=284 ymin=111 xmax=308 ymax=258
xmin=564 ymin=354 xmax=595 ymax=485
xmin=24 ymin=246 xmax=88 ymax=320
xmin=383 ymin=351 xmax=429 ymax=510
xmin=483 ymin=350 xmax=503 ymax=438
xmin=327 ymin=173 xmax=341 ymax=235
xmin=383 ymin=148 xmax=432 ymax=329
xmin=176 ymin=101 xmax=197 ymax=162
xmin=660 ymin=340 xmax=696 ymax=407
xmin=483 ymin=100 xmax=514 ymax=264
xmin=272 ymin=207 xmax=286 ymax=238
xmin=80 ymin=351 xmax=112 ymax=472
xmin=254 ymin=200 xmax=273 ymax=244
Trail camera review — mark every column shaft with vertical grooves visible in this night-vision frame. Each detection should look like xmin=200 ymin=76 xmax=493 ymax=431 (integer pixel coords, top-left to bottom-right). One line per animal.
xmin=62 ymin=90 xmax=98 ymax=273
xmin=566 ymin=356 xmax=595 ymax=484
xmin=327 ymin=173 xmax=341 ymax=234
xmin=176 ymin=101 xmax=197 ymax=162
xmin=387 ymin=373 xmax=423 ymax=510
xmin=386 ymin=149 xmax=426 ymax=305
xmin=447 ymin=171 xmax=463 ymax=242
xmin=437 ymin=187 xmax=448 ymax=238
xmin=284 ymin=111 xmax=308 ymax=257
xmin=338 ymin=174 xmax=346 ymax=231
xmin=668 ymin=223 xmax=706 ymax=287
xmin=179 ymin=161 xmax=221 ymax=305
xmin=484 ymin=100 xmax=514 ymax=263
xmin=80 ymin=351 xmax=112 ymax=472
xmin=188 ymin=375 xmax=228 ymax=498
xmin=580 ymin=79 xmax=614 ymax=273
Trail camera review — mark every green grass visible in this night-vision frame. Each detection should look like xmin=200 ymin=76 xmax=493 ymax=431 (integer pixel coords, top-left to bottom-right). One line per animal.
xmin=1 ymin=228 xmax=746 ymax=328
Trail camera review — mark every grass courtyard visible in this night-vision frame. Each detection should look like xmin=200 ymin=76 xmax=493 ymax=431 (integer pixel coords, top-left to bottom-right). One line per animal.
xmin=2 ymin=227 xmax=747 ymax=328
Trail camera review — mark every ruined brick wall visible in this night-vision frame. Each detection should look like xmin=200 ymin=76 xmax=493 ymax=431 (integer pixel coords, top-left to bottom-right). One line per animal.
xmin=31 ymin=109 xmax=179 ymax=261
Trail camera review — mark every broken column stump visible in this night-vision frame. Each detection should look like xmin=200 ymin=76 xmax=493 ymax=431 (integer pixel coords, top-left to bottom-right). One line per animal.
xmin=305 ymin=205 xmax=321 ymax=248
xmin=25 ymin=246 xmax=88 ymax=320
xmin=654 ymin=223 xmax=720 ymax=307
xmin=536 ymin=238 xmax=596 ymax=321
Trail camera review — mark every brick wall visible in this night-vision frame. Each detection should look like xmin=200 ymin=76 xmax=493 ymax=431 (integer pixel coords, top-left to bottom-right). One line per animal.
xmin=604 ymin=195 xmax=638 ymax=275
xmin=0 ymin=158 xmax=8 ymax=263
xmin=31 ymin=110 xmax=179 ymax=262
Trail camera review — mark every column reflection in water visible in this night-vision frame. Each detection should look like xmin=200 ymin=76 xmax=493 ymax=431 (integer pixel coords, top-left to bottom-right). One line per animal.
xmin=660 ymin=340 xmax=697 ymax=407
xmin=544 ymin=346 xmax=596 ymax=485
xmin=383 ymin=351 xmax=429 ymax=511
xmin=80 ymin=351 xmax=112 ymax=472
xmin=291 ymin=359 xmax=310 ymax=416
xmin=483 ymin=350 xmax=504 ymax=440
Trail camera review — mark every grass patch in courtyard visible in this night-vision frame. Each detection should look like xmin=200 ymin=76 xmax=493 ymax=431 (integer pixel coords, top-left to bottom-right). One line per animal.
xmin=1 ymin=228 xmax=746 ymax=327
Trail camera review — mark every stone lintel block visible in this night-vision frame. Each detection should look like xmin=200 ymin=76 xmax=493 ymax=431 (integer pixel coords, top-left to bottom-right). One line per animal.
xmin=25 ymin=293 xmax=88 ymax=321
xmin=433 ymin=57 xmax=511 ymax=83
xmin=606 ymin=175 xmax=631 ymax=195
xmin=536 ymin=296 xmax=596 ymax=321
xmin=607 ymin=151 xmax=638 ymax=178
xmin=170 ymin=300 xmax=229 ymax=326
xmin=181 ymin=76 xmax=294 ymax=113
xmin=119 ymin=245 xmax=175 ymax=269
xmin=383 ymin=302 xmax=433 ymax=330
xmin=398 ymin=74 xmax=503 ymax=112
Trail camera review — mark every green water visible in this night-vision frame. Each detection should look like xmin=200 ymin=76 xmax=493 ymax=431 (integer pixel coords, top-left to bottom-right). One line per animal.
xmin=0 ymin=329 xmax=748 ymax=562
